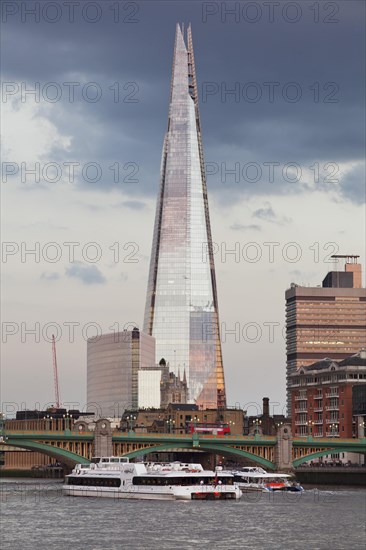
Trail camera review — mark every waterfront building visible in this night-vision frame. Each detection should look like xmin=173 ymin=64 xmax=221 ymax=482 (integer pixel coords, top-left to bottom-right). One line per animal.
xmin=352 ymin=384 xmax=366 ymax=438
xmin=285 ymin=256 xmax=366 ymax=414
xmin=143 ymin=24 xmax=226 ymax=409
xmin=87 ymin=328 xmax=155 ymax=417
xmin=164 ymin=404 xmax=245 ymax=436
xmin=120 ymin=404 xmax=245 ymax=436
xmin=289 ymin=350 xmax=366 ymax=439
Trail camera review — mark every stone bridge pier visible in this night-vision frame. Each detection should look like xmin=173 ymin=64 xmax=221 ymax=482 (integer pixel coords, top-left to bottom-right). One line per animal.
xmin=93 ymin=419 xmax=113 ymax=457
xmin=274 ymin=424 xmax=293 ymax=471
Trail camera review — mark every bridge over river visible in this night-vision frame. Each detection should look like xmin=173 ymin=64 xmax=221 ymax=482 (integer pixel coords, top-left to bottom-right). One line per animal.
xmin=1 ymin=419 xmax=365 ymax=470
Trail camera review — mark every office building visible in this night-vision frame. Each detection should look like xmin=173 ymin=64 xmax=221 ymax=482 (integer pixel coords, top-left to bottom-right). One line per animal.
xmin=286 ymin=256 xmax=366 ymax=414
xmin=138 ymin=368 xmax=162 ymax=409
xmin=87 ymin=329 xmax=155 ymax=417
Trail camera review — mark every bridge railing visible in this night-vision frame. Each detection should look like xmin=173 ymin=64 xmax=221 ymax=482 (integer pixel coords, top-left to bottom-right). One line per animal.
xmin=293 ymin=437 xmax=366 ymax=445
xmin=4 ymin=429 xmax=94 ymax=437
xmin=111 ymin=432 xmax=277 ymax=442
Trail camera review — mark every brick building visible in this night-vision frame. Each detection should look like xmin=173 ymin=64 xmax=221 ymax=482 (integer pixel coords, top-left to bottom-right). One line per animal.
xmin=289 ymin=350 xmax=366 ymax=438
xmin=121 ymin=404 xmax=245 ymax=435
xmin=246 ymin=397 xmax=289 ymax=436
xmin=285 ymin=256 xmax=366 ymax=415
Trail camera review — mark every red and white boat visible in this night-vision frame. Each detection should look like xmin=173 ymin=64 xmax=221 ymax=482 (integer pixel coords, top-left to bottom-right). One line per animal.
xmin=231 ymin=467 xmax=304 ymax=492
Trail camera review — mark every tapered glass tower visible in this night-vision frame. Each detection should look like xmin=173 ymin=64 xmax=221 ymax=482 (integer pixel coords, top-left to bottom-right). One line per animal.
xmin=144 ymin=24 xmax=226 ymax=409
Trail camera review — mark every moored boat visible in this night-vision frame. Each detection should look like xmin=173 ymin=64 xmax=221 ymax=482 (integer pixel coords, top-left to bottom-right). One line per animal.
xmin=231 ymin=466 xmax=304 ymax=492
xmin=63 ymin=457 xmax=242 ymax=500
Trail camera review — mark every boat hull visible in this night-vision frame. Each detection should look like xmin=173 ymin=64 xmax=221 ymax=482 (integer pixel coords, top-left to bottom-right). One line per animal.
xmin=63 ymin=485 xmax=241 ymax=500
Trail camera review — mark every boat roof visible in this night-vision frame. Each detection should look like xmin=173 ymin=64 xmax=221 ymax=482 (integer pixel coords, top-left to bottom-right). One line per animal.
xmin=70 ymin=461 xmax=233 ymax=478
xmin=234 ymin=471 xmax=291 ymax=479
xmin=145 ymin=471 xmax=232 ymax=477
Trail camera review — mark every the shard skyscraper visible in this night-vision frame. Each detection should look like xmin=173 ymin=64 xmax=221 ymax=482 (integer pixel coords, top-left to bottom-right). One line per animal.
xmin=144 ymin=24 xmax=226 ymax=409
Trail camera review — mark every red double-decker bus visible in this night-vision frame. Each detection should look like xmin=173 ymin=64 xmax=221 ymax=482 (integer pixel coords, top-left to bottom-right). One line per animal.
xmin=187 ymin=423 xmax=231 ymax=435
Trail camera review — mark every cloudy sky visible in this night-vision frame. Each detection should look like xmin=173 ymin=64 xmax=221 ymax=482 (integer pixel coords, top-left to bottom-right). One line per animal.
xmin=1 ymin=0 xmax=365 ymax=417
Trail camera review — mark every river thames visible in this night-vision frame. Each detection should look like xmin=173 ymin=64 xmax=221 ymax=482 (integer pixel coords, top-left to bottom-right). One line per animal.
xmin=1 ymin=479 xmax=365 ymax=549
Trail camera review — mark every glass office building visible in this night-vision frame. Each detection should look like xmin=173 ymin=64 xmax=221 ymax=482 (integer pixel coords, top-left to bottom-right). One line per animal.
xmin=87 ymin=329 xmax=155 ymax=417
xmin=144 ymin=24 xmax=226 ymax=409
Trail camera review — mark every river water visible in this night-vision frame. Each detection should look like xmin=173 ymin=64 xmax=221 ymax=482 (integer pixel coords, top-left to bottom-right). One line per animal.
xmin=1 ymin=479 xmax=365 ymax=549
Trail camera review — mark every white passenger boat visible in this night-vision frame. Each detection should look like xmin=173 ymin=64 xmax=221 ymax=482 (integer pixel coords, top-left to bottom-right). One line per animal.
xmin=63 ymin=457 xmax=242 ymax=500
xmin=231 ymin=467 xmax=304 ymax=492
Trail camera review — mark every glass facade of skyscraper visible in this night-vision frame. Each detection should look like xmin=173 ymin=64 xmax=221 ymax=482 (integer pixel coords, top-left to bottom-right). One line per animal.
xmin=144 ymin=24 xmax=226 ymax=409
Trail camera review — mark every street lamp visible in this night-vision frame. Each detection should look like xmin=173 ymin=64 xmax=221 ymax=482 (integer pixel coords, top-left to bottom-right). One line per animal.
xmin=44 ymin=415 xmax=52 ymax=431
xmin=0 ymin=413 xmax=8 ymax=444
xmin=307 ymin=420 xmax=314 ymax=438
xmin=254 ymin=419 xmax=262 ymax=436
xmin=276 ymin=421 xmax=283 ymax=434
xmin=126 ymin=415 xmax=136 ymax=432
xmin=62 ymin=412 xmax=72 ymax=431
xmin=193 ymin=416 xmax=200 ymax=433
xmin=330 ymin=423 xmax=338 ymax=437
xmin=358 ymin=421 xmax=365 ymax=438
xmin=166 ymin=418 xmax=176 ymax=434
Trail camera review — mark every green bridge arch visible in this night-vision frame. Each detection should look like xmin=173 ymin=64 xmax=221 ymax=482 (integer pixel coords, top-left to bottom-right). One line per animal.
xmin=293 ymin=447 xmax=366 ymax=467
xmin=5 ymin=439 xmax=90 ymax=467
xmin=123 ymin=442 xmax=276 ymax=470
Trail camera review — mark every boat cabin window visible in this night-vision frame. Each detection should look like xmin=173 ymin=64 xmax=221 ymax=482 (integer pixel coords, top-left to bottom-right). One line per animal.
xmin=133 ymin=477 xmax=233 ymax=486
xmin=234 ymin=475 xmax=248 ymax=483
xmin=67 ymin=477 xmax=121 ymax=487
xmin=90 ymin=456 xmax=129 ymax=464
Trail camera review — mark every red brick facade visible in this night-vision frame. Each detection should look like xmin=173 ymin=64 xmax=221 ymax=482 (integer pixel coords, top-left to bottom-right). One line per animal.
xmin=290 ymin=352 xmax=366 ymax=438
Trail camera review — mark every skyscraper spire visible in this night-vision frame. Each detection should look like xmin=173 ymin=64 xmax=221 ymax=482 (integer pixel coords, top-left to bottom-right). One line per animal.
xmin=144 ymin=24 xmax=226 ymax=409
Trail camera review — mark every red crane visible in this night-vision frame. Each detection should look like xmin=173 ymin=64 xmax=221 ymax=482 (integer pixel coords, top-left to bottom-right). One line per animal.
xmin=51 ymin=334 xmax=61 ymax=408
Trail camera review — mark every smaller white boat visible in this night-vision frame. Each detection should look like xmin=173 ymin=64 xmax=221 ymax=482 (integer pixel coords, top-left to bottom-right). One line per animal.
xmin=231 ymin=467 xmax=304 ymax=492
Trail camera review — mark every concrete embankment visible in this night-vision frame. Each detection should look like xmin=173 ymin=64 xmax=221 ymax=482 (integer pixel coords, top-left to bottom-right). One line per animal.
xmin=296 ymin=467 xmax=366 ymax=486
xmin=0 ymin=467 xmax=64 ymax=478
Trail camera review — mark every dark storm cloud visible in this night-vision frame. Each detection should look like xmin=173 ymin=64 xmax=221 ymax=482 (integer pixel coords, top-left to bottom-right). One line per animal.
xmin=338 ymin=163 xmax=366 ymax=204
xmin=65 ymin=262 xmax=106 ymax=285
xmin=2 ymin=1 xmax=364 ymax=202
